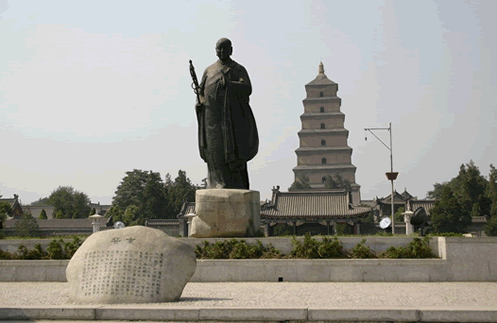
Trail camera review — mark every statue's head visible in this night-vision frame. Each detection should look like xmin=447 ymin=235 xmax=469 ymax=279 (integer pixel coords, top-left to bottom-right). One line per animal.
xmin=216 ymin=38 xmax=232 ymax=61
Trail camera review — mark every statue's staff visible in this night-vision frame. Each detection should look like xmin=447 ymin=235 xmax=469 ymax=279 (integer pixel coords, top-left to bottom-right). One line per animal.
xmin=189 ymin=60 xmax=201 ymax=107
xmin=189 ymin=59 xmax=205 ymax=153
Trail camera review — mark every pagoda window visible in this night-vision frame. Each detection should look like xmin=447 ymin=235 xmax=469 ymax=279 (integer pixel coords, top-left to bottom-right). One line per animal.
xmin=321 ymin=139 xmax=326 ymax=146
xmin=320 ymin=123 xmax=325 ymax=129
xmin=320 ymin=91 xmax=324 ymax=97
xmin=320 ymin=106 xmax=324 ymax=113
xmin=322 ymin=157 xmax=327 ymax=164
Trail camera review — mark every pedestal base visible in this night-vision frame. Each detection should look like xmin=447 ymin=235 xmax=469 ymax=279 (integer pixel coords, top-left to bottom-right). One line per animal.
xmin=190 ymin=189 xmax=260 ymax=238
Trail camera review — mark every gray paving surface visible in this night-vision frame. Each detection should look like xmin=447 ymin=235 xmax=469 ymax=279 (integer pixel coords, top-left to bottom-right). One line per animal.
xmin=1 ymin=282 xmax=497 ymax=308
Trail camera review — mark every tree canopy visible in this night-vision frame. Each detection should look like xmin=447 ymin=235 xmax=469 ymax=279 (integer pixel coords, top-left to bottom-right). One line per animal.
xmin=323 ymin=174 xmax=351 ymax=190
xmin=14 ymin=212 xmax=40 ymax=237
xmin=111 ymin=169 xmax=198 ymax=225
xmin=288 ymin=175 xmax=312 ymax=191
xmin=38 ymin=209 xmax=48 ymax=219
xmin=0 ymin=201 xmax=13 ymax=224
xmin=429 ymin=161 xmax=492 ymax=234
xmin=484 ymin=164 xmax=497 ymax=236
xmin=165 ymin=170 xmax=197 ymax=218
xmin=29 ymin=197 xmax=50 ymax=206
xmin=47 ymin=186 xmax=91 ymax=219
xmin=431 ymin=185 xmax=470 ymax=233
xmin=426 ymin=182 xmax=448 ymax=199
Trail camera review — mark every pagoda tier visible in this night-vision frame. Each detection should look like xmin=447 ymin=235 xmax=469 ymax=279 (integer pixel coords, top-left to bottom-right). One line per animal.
xmin=292 ymin=62 xmax=361 ymax=202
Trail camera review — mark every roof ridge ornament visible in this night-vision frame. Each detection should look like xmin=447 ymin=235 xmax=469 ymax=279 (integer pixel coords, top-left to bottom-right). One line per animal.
xmin=319 ymin=61 xmax=324 ymax=74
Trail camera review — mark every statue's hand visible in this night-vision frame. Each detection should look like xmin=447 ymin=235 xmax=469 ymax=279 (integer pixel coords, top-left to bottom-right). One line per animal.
xmin=220 ymin=72 xmax=231 ymax=89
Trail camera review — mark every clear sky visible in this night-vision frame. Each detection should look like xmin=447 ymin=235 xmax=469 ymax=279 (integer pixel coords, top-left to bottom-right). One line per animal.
xmin=1 ymin=0 xmax=495 ymax=205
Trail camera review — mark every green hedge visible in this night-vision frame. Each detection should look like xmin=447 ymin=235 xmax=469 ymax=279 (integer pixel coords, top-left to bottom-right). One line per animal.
xmin=0 ymin=236 xmax=82 ymax=260
xmin=0 ymin=234 xmax=437 ymax=260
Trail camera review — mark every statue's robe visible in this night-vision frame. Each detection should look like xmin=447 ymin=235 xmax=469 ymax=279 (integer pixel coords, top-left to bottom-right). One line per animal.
xmin=197 ymin=59 xmax=258 ymax=189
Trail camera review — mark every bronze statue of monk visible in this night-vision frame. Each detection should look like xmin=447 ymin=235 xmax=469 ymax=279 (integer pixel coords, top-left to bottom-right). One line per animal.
xmin=193 ymin=38 xmax=258 ymax=189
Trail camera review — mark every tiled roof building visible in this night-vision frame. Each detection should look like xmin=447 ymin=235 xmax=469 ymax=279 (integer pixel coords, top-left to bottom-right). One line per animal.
xmin=261 ymin=186 xmax=372 ymax=236
xmin=375 ymin=188 xmax=415 ymax=218
xmin=0 ymin=194 xmax=24 ymax=219
xmin=261 ymin=189 xmax=371 ymax=219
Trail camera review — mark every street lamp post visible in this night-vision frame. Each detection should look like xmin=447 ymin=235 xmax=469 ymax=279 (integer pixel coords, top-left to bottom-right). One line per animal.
xmin=365 ymin=122 xmax=397 ymax=235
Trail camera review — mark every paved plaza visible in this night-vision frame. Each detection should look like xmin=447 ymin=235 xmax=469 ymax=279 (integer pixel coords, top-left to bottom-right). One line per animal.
xmin=1 ymin=282 xmax=497 ymax=307
xmin=1 ymin=282 xmax=497 ymax=322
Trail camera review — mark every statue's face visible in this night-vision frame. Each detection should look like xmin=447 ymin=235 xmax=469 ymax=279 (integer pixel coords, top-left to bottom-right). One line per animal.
xmin=216 ymin=41 xmax=232 ymax=61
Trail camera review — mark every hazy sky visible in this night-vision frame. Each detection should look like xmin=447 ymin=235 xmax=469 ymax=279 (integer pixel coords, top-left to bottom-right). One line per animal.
xmin=1 ymin=0 xmax=495 ymax=205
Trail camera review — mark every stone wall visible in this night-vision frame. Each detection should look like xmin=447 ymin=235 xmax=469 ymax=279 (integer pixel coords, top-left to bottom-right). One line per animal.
xmin=2 ymin=237 xmax=497 ymax=282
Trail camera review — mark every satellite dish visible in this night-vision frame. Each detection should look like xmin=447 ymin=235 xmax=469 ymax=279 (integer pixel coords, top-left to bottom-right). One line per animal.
xmin=411 ymin=207 xmax=428 ymax=226
xmin=114 ymin=221 xmax=126 ymax=229
xmin=379 ymin=217 xmax=392 ymax=229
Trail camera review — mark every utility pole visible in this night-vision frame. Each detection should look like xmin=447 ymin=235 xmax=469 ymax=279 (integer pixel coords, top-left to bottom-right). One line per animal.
xmin=364 ymin=122 xmax=398 ymax=234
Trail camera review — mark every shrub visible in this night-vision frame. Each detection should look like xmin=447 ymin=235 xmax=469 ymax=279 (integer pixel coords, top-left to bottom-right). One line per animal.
xmin=349 ymin=239 xmax=377 ymax=258
xmin=317 ymin=236 xmax=349 ymax=258
xmin=335 ymin=223 xmax=354 ymax=235
xmin=273 ymin=224 xmax=292 ymax=236
xmin=0 ymin=238 xmax=79 ymax=260
xmin=14 ymin=213 xmax=40 ymax=237
xmin=290 ymin=233 xmax=348 ymax=258
xmin=29 ymin=244 xmax=48 ymax=259
xmin=46 ymin=238 xmax=65 ymax=259
xmin=379 ymin=237 xmax=436 ymax=258
xmin=15 ymin=244 xmax=47 ymax=259
xmin=14 ymin=245 xmax=29 ymax=259
xmin=64 ymin=236 xmax=82 ymax=258
xmin=195 ymin=239 xmax=282 ymax=259
xmin=38 ymin=209 xmax=48 ymax=219
xmin=0 ymin=248 xmax=12 ymax=259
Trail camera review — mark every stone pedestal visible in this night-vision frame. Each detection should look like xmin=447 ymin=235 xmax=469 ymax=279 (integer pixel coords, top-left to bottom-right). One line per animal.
xmin=190 ymin=189 xmax=260 ymax=238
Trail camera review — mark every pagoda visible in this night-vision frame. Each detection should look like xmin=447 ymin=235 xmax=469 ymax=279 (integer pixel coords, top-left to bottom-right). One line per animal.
xmin=292 ymin=62 xmax=361 ymax=203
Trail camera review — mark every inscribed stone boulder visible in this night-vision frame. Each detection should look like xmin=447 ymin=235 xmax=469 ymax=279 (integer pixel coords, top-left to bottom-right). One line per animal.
xmin=66 ymin=225 xmax=196 ymax=304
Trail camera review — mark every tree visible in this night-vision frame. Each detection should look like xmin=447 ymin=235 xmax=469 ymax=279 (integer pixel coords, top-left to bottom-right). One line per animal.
xmin=14 ymin=212 xmax=40 ymax=237
xmin=431 ymin=185 xmax=470 ymax=233
xmin=105 ymin=205 xmax=124 ymax=223
xmin=38 ymin=209 xmax=48 ymax=219
xmin=484 ymin=215 xmax=497 ymax=236
xmin=112 ymin=169 xmax=188 ymax=221
xmin=288 ymin=175 xmax=312 ymax=191
xmin=392 ymin=207 xmax=405 ymax=223
xmin=0 ymin=201 xmax=13 ymax=224
xmin=142 ymin=171 xmax=168 ymax=219
xmin=47 ymin=186 xmax=90 ymax=219
xmin=112 ymin=169 xmax=149 ymax=213
xmin=484 ymin=164 xmax=497 ymax=236
xmin=29 ymin=197 xmax=50 ymax=206
xmin=165 ymin=170 xmax=197 ymax=218
xmin=324 ymin=174 xmax=351 ymax=190
xmin=428 ymin=161 xmax=491 ymax=234
xmin=426 ymin=182 xmax=449 ymax=199
xmin=89 ymin=208 xmax=96 ymax=216
xmin=452 ymin=161 xmax=490 ymax=218
xmin=123 ymin=205 xmax=142 ymax=226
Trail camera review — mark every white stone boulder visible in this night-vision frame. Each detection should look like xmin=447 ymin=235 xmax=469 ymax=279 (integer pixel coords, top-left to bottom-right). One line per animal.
xmin=66 ymin=226 xmax=196 ymax=304
xmin=190 ymin=189 xmax=260 ymax=238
